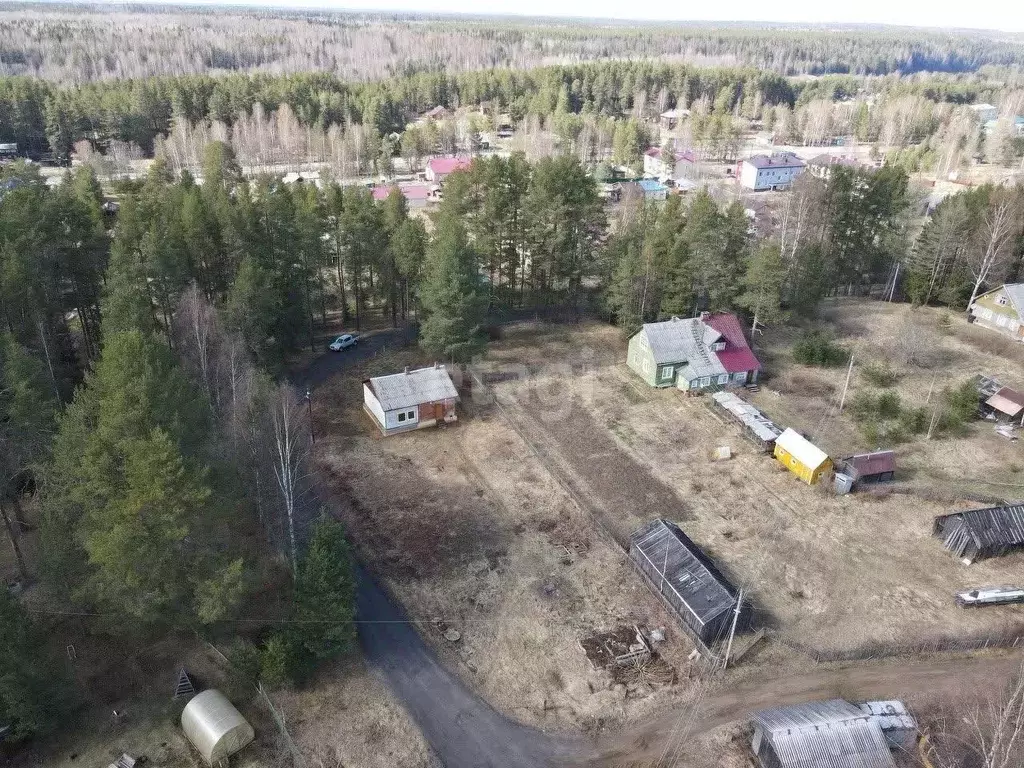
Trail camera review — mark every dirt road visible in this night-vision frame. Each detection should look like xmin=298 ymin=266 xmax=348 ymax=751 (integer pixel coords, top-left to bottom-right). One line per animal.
xmin=577 ymin=652 xmax=1023 ymax=766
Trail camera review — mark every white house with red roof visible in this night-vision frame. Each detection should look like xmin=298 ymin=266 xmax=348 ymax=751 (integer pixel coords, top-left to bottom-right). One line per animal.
xmin=425 ymin=156 xmax=472 ymax=183
xmin=643 ymin=147 xmax=699 ymax=182
xmin=626 ymin=312 xmax=761 ymax=390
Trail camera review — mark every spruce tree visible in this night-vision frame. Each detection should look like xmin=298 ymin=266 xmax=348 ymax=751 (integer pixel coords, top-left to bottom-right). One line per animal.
xmin=294 ymin=517 xmax=357 ymax=660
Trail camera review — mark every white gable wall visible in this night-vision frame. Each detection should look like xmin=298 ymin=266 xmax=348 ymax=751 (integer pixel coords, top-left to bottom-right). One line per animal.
xmin=363 ymin=384 xmax=387 ymax=429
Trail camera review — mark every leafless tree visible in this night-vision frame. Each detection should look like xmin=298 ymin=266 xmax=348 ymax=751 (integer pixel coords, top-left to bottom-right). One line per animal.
xmin=270 ymin=384 xmax=314 ymax=577
xmin=965 ymin=191 xmax=1024 ymax=311
xmin=928 ymin=661 xmax=1024 ymax=768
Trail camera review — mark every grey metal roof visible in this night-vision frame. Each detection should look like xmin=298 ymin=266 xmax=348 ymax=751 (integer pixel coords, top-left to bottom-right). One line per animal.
xmin=857 ymin=701 xmax=917 ymax=734
xmin=753 ymin=700 xmax=896 ymax=768
xmin=640 ymin=317 xmax=724 ymax=377
xmin=629 ymin=519 xmax=737 ymax=627
xmin=367 ymin=365 xmax=460 ymax=412
xmin=999 ymin=284 xmax=1024 ymax=316
xmin=745 ymin=152 xmax=806 ymax=169
xmin=935 ymin=505 xmax=1024 ymax=552
xmin=712 ymin=391 xmax=782 ymax=443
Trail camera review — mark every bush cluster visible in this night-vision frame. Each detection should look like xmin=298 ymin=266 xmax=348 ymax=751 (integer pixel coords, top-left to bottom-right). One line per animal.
xmin=792 ymin=330 xmax=850 ymax=367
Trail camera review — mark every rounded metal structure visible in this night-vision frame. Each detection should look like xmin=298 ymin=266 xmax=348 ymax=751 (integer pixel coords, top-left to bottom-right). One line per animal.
xmin=180 ymin=689 xmax=254 ymax=766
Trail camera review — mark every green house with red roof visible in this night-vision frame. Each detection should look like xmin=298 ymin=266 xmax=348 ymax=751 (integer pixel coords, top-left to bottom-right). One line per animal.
xmin=626 ymin=312 xmax=761 ymax=390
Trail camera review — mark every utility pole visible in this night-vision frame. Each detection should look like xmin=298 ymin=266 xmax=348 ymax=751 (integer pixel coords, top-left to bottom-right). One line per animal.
xmin=305 ymin=388 xmax=315 ymax=445
xmin=838 ymin=352 xmax=855 ymax=413
xmin=925 ymin=373 xmax=936 ymax=405
xmin=723 ymin=588 xmax=744 ymax=670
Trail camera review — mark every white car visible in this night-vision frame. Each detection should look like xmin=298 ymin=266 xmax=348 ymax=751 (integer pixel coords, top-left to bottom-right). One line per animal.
xmin=329 ymin=334 xmax=358 ymax=352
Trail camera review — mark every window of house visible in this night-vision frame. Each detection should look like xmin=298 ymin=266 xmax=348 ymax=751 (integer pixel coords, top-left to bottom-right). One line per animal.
xmin=733 ymin=372 xmax=747 ymax=383
xmin=997 ymin=295 xmax=1008 ymax=306
xmin=717 ymin=374 xmax=729 ymax=385
xmin=711 ymin=341 xmax=726 ymax=351
xmin=397 ymin=411 xmax=407 ymax=423
xmin=699 ymin=376 xmax=711 ymax=388
xmin=661 ymin=366 xmax=674 ymax=380
xmin=998 ymin=315 xmax=1009 ymax=327
xmin=397 ymin=409 xmax=416 ymax=423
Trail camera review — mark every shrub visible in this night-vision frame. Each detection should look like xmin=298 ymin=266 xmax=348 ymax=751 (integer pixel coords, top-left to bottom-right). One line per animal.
xmin=943 ymin=378 xmax=980 ymax=425
xmin=259 ymin=632 xmax=314 ymax=688
xmin=793 ymin=330 xmax=850 ymax=367
xmin=899 ymin=406 xmax=929 ymax=435
xmin=861 ymin=362 xmax=900 ymax=388
xmin=876 ymin=391 xmax=902 ymax=420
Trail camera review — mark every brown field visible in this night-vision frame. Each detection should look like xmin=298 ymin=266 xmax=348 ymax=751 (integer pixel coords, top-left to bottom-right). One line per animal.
xmin=311 ymin=299 xmax=1024 ymax=741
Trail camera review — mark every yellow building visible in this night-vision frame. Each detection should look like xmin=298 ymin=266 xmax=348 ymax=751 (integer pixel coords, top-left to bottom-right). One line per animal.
xmin=773 ymin=428 xmax=832 ymax=485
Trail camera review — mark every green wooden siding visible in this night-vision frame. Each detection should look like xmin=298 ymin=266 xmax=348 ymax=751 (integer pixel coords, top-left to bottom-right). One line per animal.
xmin=627 ymin=331 xmax=681 ymax=388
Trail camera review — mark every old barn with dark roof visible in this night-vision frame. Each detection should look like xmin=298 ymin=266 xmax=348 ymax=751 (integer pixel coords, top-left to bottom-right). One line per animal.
xmin=751 ymin=700 xmax=897 ymax=768
xmin=934 ymin=504 xmax=1024 ymax=562
xmin=628 ymin=519 xmax=750 ymax=645
xmin=839 ymin=451 xmax=896 ymax=485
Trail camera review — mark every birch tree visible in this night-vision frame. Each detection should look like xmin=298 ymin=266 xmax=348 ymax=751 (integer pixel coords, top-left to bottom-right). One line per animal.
xmin=269 ymin=384 xmax=313 ymax=577
xmin=966 ymin=191 xmax=1024 ymax=311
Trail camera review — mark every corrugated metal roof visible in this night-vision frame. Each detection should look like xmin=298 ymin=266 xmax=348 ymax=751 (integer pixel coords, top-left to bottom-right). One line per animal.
xmin=986 ymin=387 xmax=1024 ymax=417
xmin=629 ymin=519 xmax=737 ymax=627
xmin=704 ymin=312 xmax=762 ymax=374
xmin=744 ymin=152 xmax=806 ymax=169
xmin=1000 ymin=284 xmax=1024 ymax=316
xmin=935 ymin=505 xmax=1024 ymax=552
xmin=712 ymin=391 xmax=782 ymax=442
xmin=841 ymin=451 xmax=895 ymax=479
xmin=753 ymin=700 xmax=896 ymax=768
xmin=641 ymin=317 xmax=724 ymax=373
xmin=775 ymin=429 xmax=830 ymax=470
xmin=367 ymin=366 xmax=459 ymax=412
xmin=857 ymin=701 xmax=917 ymax=733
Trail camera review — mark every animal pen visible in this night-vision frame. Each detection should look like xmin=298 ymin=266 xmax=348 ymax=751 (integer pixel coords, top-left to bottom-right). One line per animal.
xmin=934 ymin=505 xmax=1024 ymax=562
xmin=628 ymin=519 xmax=751 ymax=649
xmin=710 ymin=391 xmax=782 ymax=451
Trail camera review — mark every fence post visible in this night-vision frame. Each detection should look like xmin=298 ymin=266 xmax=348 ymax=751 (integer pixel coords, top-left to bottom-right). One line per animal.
xmin=257 ymin=682 xmax=305 ymax=768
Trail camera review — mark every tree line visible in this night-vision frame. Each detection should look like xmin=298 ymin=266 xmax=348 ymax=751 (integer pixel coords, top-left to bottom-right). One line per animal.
xmin=3 ymin=6 xmax=1024 ymax=84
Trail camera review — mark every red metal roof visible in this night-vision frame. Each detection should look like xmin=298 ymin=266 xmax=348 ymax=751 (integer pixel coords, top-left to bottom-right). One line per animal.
xmin=427 ymin=156 xmax=472 ymax=176
xmin=987 ymin=387 xmax=1024 ymax=416
xmin=842 ymin=450 xmax=896 ymax=478
xmin=703 ymin=312 xmax=761 ymax=374
xmin=371 ymin=184 xmax=431 ymax=202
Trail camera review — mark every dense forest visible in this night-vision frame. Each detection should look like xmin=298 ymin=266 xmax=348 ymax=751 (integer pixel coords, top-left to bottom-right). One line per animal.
xmin=2 ymin=5 xmax=1024 ymax=84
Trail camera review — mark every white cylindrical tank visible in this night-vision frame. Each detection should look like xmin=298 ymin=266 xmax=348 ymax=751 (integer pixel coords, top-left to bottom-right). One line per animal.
xmin=180 ymin=689 xmax=254 ymax=766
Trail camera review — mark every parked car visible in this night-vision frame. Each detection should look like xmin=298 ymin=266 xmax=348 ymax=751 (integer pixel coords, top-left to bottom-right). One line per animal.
xmin=956 ymin=586 xmax=1024 ymax=607
xmin=329 ymin=334 xmax=358 ymax=351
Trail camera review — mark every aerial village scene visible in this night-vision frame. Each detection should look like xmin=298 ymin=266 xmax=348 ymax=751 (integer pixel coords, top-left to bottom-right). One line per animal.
xmin=2 ymin=4 xmax=1024 ymax=768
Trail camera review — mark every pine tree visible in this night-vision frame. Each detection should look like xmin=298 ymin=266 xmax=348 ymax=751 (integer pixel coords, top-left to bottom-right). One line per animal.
xmin=738 ymin=241 xmax=786 ymax=333
xmin=293 ymin=517 xmax=357 ymax=660
xmin=419 ymin=211 xmax=486 ymax=362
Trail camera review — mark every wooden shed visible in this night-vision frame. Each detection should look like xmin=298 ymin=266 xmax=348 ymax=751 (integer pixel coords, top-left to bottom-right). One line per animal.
xmin=985 ymin=387 xmax=1024 ymax=421
xmin=628 ymin=519 xmax=751 ymax=646
xmin=773 ymin=428 xmax=832 ymax=485
xmin=363 ymin=364 xmax=459 ymax=436
xmin=839 ymin=450 xmax=896 ymax=485
xmin=934 ymin=504 xmax=1024 ymax=562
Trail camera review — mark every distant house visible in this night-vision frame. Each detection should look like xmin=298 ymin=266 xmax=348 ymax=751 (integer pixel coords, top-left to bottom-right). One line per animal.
xmin=934 ymin=504 xmax=1024 ymax=562
xmin=806 ymin=154 xmax=866 ymax=180
xmin=420 ymin=105 xmax=449 ymax=121
xmin=985 ymin=386 xmax=1024 ymax=421
xmin=968 ymin=284 xmax=1024 ymax=341
xmin=0 ymin=143 xmax=17 ymax=160
xmin=363 ymin=364 xmax=460 ymax=436
xmin=626 ymin=312 xmax=761 ymax=391
xmin=425 ymin=156 xmax=472 ymax=183
xmin=628 ymin=518 xmax=751 ymax=646
xmin=637 ymin=178 xmax=669 ymax=201
xmin=643 ymin=147 xmax=699 ymax=182
xmin=984 ymin=116 xmax=1024 ymax=136
xmin=751 ymin=700 xmax=897 ymax=768
xmin=738 ymin=153 xmax=806 ymax=191
xmin=838 ymin=450 xmax=895 ymax=485
xmin=371 ymin=183 xmax=434 ymax=209
xmin=773 ymin=428 xmax=831 ymax=485
xmin=659 ymin=108 xmax=690 ymax=130
xmin=968 ymin=103 xmax=999 ymax=122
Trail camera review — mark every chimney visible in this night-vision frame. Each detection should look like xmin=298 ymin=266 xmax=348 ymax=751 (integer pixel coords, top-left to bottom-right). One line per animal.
xmin=700 ymin=311 xmax=711 ymax=321
xmin=434 ymin=361 xmax=440 ymax=369
xmin=404 ymin=366 xmax=410 ymax=375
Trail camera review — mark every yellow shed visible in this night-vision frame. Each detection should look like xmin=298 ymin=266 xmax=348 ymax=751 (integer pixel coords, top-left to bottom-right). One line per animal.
xmin=773 ymin=428 xmax=832 ymax=485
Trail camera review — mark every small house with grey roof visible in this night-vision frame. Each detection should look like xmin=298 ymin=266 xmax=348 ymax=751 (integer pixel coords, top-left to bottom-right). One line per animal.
xmin=626 ymin=312 xmax=761 ymax=391
xmin=969 ymin=284 xmax=1024 ymax=341
xmin=363 ymin=364 xmax=459 ymax=436
xmin=750 ymin=699 xmax=897 ymax=768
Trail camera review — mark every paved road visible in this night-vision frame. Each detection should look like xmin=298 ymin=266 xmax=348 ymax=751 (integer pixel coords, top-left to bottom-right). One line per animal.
xmin=355 ymin=563 xmax=574 ymax=768
xmin=297 ymin=326 xmax=573 ymax=768
xmin=298 ymin=324 xmax=418 ymax=389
